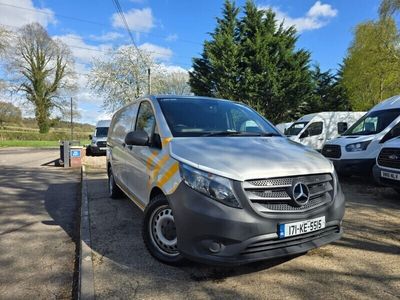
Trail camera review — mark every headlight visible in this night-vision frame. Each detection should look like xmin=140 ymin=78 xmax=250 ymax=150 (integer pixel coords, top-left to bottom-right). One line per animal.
xmin=345 ymin=140 xmax=372 ymax=152
xmin=179 ymin=163 xmax=242 ymax=208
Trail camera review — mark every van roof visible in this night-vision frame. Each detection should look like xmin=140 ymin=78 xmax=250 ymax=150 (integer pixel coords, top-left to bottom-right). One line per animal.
xmin=96 ymin=119 xmax=111 ymax=127
xmin=295 ymin=111 xmax=365 ymax=123
xmin=370 ymin=95 xmax=400 ymax=112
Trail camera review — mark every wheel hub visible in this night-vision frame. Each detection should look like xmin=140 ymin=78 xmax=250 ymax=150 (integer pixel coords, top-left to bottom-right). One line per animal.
xmin=150 ymin=207 xmax=179 ymax=256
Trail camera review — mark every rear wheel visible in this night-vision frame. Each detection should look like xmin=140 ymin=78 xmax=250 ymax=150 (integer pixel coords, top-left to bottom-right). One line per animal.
xmin=108 ymin=170 xmax=123 ymax=199
xmin=142 ymin=194 xmax=185 ymax=265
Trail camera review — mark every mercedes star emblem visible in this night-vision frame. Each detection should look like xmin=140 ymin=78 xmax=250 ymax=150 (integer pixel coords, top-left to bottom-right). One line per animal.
xmin=292 ymin=182 xmax=310 ymax=207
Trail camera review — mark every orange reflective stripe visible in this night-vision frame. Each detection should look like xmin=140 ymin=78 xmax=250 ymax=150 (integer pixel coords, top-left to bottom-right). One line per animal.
xmin=146 ymin=150 xmax=159 ymax=171
xmin=158 ymin=162 xmax=179 ymax=187
xmin=162 ymin=137 xmax=172 ymax=147
xmin=151 ymin=154 xmax=170 ymax=181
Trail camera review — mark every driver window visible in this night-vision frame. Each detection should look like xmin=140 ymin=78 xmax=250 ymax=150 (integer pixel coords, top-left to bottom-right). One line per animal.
xmin=302 ymin=122 xmax=323 ymax=138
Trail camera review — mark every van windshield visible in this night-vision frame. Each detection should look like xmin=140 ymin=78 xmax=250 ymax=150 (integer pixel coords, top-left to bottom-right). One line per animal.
xmin=285 ymin=122 xmax=308 ymax=136
xmin=158 ymin=98 xmax=280 ymax=137
xmin=95 ymin=127 xmax=109 ymax=137
xmin=343 ymin=108 xmax=400 ymax=136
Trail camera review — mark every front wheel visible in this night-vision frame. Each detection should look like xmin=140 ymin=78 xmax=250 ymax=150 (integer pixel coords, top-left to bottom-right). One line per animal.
xmin=142 ymin=194 xmax=185 ymax=265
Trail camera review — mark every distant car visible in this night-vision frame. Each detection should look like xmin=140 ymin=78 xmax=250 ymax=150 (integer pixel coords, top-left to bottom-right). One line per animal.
xmin=322 ymin=96 xmax=400 ymax=176
xmin=286 ymin=112 xmax=365 ymax=151
xmin=87 ymin=119 xmax=111 ymax=156
xmin=373 ymin=137 xmax=400 ymax=194
xmin=106 ymin=95 xmax=345 ymax=266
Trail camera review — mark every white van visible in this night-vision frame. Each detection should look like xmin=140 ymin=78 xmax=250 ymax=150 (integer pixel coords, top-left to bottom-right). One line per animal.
xmin=322 ymin=95 xmax=400 ymax=176
xmin=286 ymin=112 xmax=365 ymax=150
xmin=275 ymin=122 xmax=293 ymax=134
xmin=87 ymin=119 xmax=111 ymax=155
xmin=373 ymin=137 xmax=400 ymax=194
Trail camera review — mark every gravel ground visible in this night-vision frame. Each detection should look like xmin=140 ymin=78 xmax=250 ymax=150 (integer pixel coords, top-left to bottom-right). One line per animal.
xmin=84 ymin=156 xmax=400 ymax=299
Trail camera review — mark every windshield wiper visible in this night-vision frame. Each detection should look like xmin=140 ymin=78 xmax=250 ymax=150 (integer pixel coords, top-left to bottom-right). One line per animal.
xmin=204 ymin=131 xmax=280 ymax=137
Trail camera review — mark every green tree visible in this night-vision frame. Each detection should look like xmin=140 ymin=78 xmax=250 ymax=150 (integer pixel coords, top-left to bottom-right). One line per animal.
xmin=306 ymin=65 xmax=350 ymax=113
xmin=189 ymin=0 xmax=314 ymax=123
xmin=189 ymin=0 xmax=240 ymax=99
xmin=342 ymin=18 xmax=400 ymax=110
xmin=0 ymin=101 xmax=22 ymax=127
xmin=379 ymin=0 xmax=400 ymax=18
xmin=8 ymin=23 xmax=75 ymax=133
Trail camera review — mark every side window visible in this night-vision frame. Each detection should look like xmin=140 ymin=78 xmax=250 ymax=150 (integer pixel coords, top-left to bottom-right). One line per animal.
xmin=301 ymin=122 xmax=323 ymax=138
xmin=136 ymin=101 xmax=156 ymax=137
xmin=110 ymin=104 xmax=138 ymax=143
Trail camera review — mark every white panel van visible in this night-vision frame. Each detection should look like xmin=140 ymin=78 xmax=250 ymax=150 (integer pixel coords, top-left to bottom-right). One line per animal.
xmin=286 ymin=112 xmax=365 ymax=150
xmin=322 ymin=96 xmax=400 ymax=176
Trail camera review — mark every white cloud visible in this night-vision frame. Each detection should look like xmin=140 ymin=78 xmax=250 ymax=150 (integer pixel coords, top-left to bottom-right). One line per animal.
xmin=89 ymin=32 xmax=124 ymax=42
xmin=53 ymin=34 xmax=112 ymax=64
xmin=260 ymin=1 xmax=338 ymax=32
xmin=139 ymin=43 xmax=172 ymax=62
xmin=111 ymin=8 xmax=154 ymax=33
xmin=165 ymin=33 xmax=178 ymax=42
xmin=0 ymin=0 xmax=56 ymax=28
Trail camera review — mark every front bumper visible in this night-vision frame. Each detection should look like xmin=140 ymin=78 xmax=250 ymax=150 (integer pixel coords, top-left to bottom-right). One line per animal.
xmin=89 ymin=145 xmax=107 ymax=155
xmin=167 ymin=181 xmax=345 ymax=265
xmin=372 ymin=165 xmax=400 ymax=189
xmin=331 ymin=158 xmax=375 ymax=175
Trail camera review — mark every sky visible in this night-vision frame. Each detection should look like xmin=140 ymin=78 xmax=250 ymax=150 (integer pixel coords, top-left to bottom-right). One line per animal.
xmin=0 ymin=0 xmax=382 ymax=124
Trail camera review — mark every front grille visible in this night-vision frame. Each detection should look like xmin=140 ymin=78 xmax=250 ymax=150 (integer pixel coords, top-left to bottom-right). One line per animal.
xmin=96 ymin=141 xmax=107 ymax=148
xmin=322 ymin=144 xmax=341 ymax=159
xmin=378 ymin=148 xmax=400 ymax=169
xmin=243 ymin=174 xmax=333 ymax=213
xmin=241 ymin=226 xmax=340 ymax=255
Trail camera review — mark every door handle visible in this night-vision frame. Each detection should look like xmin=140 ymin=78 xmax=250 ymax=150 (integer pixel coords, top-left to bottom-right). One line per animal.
xmin=318 ymin=138 xmax=324 ymax=141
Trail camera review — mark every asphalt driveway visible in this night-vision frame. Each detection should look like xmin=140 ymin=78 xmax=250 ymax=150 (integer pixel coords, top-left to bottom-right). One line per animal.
xmin=0 ymin=148 xmax=80 ymax=299
xmin=84 ymin=158 xmax=400 ymax=300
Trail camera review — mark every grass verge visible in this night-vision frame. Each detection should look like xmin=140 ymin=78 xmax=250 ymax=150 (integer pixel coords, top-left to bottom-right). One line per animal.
xmin=0 ymin=140 xmax=90 ymax=148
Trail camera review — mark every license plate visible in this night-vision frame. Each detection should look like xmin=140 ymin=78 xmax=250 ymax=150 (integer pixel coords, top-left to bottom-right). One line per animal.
xmin=278 ymin=216 xmax=325 ymax=239
xmin=381 ymin=171 xmax=400 ymax=181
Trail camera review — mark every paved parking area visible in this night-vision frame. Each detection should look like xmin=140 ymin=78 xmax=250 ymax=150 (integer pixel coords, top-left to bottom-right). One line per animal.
xmin=85 ymin=161 xmax=400 ymax=299
xmin=0 ymin=148 xmax=80 ymax=299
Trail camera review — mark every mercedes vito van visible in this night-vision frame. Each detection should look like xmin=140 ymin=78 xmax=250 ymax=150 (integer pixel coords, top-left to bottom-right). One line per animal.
xmin=322 ymin=96 xmax=400 ymax=176
xmin=107 ymin=96 xmax=345 ymax=265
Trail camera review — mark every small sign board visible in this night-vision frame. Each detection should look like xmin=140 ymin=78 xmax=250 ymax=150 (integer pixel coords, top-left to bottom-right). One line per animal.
xmin=71 ymin=149 xmax=81 ymax=158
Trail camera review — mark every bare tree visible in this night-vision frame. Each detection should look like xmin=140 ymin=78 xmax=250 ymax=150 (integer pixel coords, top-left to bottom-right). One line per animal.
xmin=7 ymin=23 xmax=75 ymax=133
xmin=88 ymin=46 xmax=190 ymax=112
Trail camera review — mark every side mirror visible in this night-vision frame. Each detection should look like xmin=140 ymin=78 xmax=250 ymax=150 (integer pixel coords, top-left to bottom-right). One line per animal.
xmin=125 ymin=130 xmax=149 ymax=146
xmin=89 ymin=134 xmax=92 ymax=140
xmin=338 ymin=122 xmax=348 ymax=134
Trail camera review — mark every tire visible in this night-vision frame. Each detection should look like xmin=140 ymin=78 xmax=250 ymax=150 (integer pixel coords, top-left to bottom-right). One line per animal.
xmin=108 ymin=170 xmax=123 ymax=199
xmin=142 ymin=194 xmax=185 ymax=265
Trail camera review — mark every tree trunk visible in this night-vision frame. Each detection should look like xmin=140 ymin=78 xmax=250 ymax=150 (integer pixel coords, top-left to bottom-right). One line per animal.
xmin=35 ymin=103 xmax=50 ymax=133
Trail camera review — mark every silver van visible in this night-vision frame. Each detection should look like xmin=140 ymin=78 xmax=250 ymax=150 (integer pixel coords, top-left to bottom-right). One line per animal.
xmin=106 ymin=96 xmax=345 ymax=265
